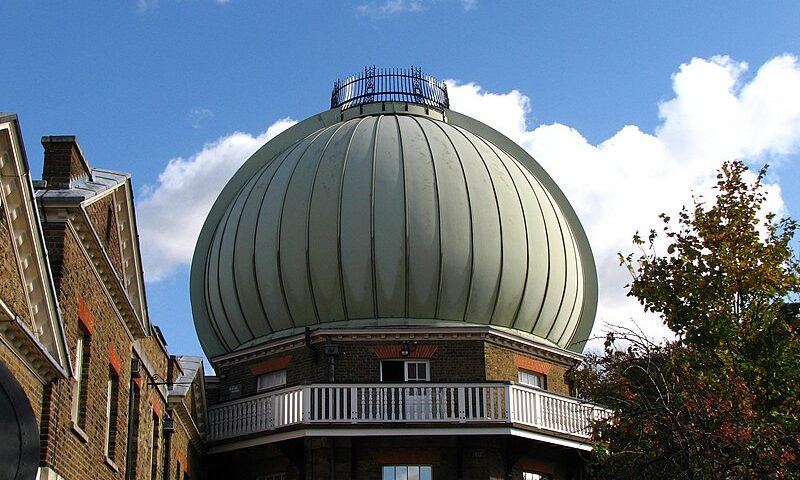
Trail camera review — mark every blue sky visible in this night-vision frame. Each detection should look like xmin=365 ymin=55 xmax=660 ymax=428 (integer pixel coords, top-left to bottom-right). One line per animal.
xmin=4 ymin=1 xmax=800 ymax=363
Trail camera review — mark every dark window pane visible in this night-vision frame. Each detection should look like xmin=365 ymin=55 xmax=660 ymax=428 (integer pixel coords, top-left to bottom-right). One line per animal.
xmin=382 ymin=361 xmax=404 ymax=381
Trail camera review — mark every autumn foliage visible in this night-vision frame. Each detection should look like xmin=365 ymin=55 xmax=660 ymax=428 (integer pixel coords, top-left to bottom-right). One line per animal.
xmin=574 ymin=161 xmax=800 ymax=479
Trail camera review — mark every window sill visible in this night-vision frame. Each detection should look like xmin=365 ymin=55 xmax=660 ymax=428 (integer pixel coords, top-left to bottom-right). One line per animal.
xmin=70 ymin=422 xmax=89 ymax=444
xmin=256 ymin=384 xmax=287 ymax=393
xmin=104 ymin=456 xmax=119 ymax=473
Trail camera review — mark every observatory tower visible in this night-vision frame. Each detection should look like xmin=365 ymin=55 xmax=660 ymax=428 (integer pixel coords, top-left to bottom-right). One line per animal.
xmin=194 ymin=68 xmax=603 ymax=480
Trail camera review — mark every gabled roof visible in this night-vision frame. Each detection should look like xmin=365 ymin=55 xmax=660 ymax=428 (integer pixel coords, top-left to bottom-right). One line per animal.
xmin=36 ymin=158 xmax=151 ymax=337
xmin=36 ymin=168 xmax=129 ymax=203
xmin=0 ymin=114 xmax=70 ymax=380
xmin=169 ymin=355 xmax=208 ymax=444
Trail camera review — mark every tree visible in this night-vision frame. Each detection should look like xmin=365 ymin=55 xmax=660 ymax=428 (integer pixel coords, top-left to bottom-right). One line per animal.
xmin=574 ymin=160 xmax=800 ymax=480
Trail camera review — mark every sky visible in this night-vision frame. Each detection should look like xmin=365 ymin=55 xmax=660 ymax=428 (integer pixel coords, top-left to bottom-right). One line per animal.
xmin=3 ymin=1 xmax=800 ymax=365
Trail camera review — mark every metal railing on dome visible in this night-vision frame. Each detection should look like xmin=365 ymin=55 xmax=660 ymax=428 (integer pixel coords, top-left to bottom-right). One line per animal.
xmin=331 ymin=66 xmax=450 ymax=111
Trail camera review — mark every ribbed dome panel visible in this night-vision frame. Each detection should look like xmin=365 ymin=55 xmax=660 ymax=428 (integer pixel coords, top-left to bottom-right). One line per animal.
xmin=192 ymin=108 xmax=596 ymax=358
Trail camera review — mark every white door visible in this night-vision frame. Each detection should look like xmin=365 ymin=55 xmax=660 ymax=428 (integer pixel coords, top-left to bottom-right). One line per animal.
xmin=403 ymin=361 xmax=431 ymax=420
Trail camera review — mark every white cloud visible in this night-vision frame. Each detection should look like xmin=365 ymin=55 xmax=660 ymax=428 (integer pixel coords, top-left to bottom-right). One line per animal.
xmin=355 ymin=0 xmax=477 ymax=18
xmin=447 ymin=54 xmax=800 ymax=344
xmin=137 ymin=119 xmax=296 ymax=281
xmin=137 ymin=0 xmax=229 ymax=12
xmin=188 ymin=107 xmax=214 ymax=129
xmin=356 ymin=0 xmax=426 ymax=17
xmin=137 ymin=0 xmax=158 ymax=12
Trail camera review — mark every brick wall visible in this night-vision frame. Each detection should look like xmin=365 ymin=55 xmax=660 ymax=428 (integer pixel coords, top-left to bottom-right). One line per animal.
xmin=213 ymin=338 xmax=488 ymax=402
xmin=84 ymin=194 xmax=125 ymax=280
xmin=0 ymin=218 xmax=32 ymax=326
xmin=35 ymin=218 xmax=191 ymax=480
xmin=41 ymin=137 xmax=90 ymax=188
xmin=139 ymin=335 xmax=169 ymax=384
xmin=0 ymin=341 xmax=45 ymax=423
xmin=332 ymin=340 xmax=487 ymax=383
xmin=484 ymin=343 xmax=573 ymax=396
xmin=162 ymin=406 xmax=203 ymax=480
xmin=354 ymin=436 xmax=459 ymax=480
xmin=39 ymin=226 xmax=137 ymax=478
xmin=206 ymin=442 xmax=300 ymax=480
xmin=205 ymin=434 xmax=586 ymax=480
xmin=216 ymin=344 xmax=326 ymax=402
xmin=129 ymin=379 xmax=170 ymax=480
xmin=213 ymin=336 xmax=579 ymax=403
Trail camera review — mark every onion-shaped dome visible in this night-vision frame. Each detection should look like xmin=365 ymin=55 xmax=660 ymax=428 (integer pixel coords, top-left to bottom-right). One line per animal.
xmin=191 ymin=78 xmax=597 ymax=359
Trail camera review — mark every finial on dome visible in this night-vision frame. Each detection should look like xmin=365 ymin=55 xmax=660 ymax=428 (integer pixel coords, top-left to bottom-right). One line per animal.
xmin=331 ymin=66 xmax=450 ymax=111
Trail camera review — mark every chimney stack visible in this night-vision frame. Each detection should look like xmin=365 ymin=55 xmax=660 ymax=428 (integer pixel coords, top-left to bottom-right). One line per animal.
xmin=41 ymin=136 xmax=92 ymax=188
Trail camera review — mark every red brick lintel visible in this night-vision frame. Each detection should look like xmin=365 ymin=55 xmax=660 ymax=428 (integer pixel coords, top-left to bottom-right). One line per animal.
xmin=152 ymin=394 xmax=161 ymax=417
xmin=518 ymin=458 xmax=555 ymax=475
xmin=108 ymin=343 xmax=122 ymax=376
xmin=77 ymin=294 xmax=95 ymax=334
xmin=249 ymin=355 xmax=292 ymax=376
xmin=372 ymin=344 xmax=437 ymax=359
xmin=514 ymin=354 xmax=551 ymax=375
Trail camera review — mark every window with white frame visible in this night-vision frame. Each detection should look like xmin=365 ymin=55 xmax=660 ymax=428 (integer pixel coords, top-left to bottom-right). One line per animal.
xmin=257 ymin=370 xmax=287 ymax=392
xmin=104 ymin=368 xmax=120 ymax=461
xmin=380 ymin=360 xmax=429 ymax=382
xmin=406 ymin=361 xmax=428 ymax=382
xmin=71 ymin=329 xmax=91 ymax=428
xmin=522 ymin=472 xmax=550 ymax=480
xmin=518 ymin=369 xmax=546 ymax=389
xmin=383 ymin=465 xmax=432 ymax=480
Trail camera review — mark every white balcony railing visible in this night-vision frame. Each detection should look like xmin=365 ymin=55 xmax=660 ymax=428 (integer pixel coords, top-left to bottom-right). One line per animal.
xmin=206 ymin=383 xmax=607 ymax=442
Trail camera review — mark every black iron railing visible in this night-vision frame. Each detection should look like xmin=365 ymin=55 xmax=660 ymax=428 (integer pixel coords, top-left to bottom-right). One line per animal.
xmin=331 ymin=66 xmax=450 ymax=111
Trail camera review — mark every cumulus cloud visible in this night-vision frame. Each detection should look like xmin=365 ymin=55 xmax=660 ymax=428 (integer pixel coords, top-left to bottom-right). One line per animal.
xmin=137 ymin=119 xmax=296 ymax=281
xmin=447 ymin=54 xmax=800 ymax=344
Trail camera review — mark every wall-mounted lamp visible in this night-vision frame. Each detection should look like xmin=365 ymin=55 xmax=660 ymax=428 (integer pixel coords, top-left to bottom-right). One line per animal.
xmin=130 ymin=359 xmax=142 ymax=379
xmin=400 ymin=342 xmax=416 ymax=357
xmin=162 ymin=415 xmax=176 ymax=434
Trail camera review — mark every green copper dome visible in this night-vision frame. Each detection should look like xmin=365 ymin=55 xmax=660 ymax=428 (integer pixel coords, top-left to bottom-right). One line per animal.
xmin=191 ymin=101 xmax=597 ymax=359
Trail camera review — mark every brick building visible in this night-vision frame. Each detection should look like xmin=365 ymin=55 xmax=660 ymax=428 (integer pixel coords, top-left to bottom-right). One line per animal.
xmin=0 ymin=114 xmax=205 ymax=480
xmin=193 ymin=69 xmax=606 ymax=480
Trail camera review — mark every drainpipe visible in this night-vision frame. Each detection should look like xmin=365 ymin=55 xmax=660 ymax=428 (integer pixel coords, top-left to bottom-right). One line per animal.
xmin=304 ymin=327 xmax=319 ymax=365
xmin=324 ymin=337 xmax=340 ymax=382
xmin=162 ymin=412 xmax=176 ymax=480
xmin=125 ymin=359 xmax=142 ymax=480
